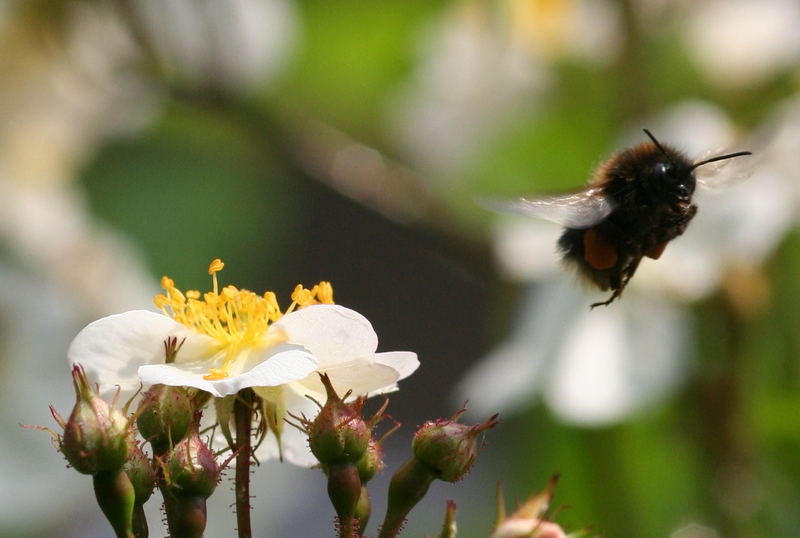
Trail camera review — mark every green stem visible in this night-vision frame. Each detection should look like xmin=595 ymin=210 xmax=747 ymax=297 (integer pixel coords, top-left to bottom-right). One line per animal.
xmin=327 ymin=463 xmax=361 ymax=537
xmin=132 ymin=504 xmax=148 ymax=538
xmin=378 ymin=458 xmax=435 ymax=538
xmin=354 ymin=485 xmax=371 ymax=537
xmin=234 ymin=388 xmax=255 ymax=538
xmin=163 ymin=493 xmax=207 ymax=538
xmin=93 ymin=469 xmax=135 ymax=538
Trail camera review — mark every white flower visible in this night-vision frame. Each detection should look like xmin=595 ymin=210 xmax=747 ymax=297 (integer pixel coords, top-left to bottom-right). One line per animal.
xmin=68 ymin=259 xmax=418 ymax=465
xmin=0 ymin=263 xmax=92 ymax=531
xmin=389 ymin=0 xmax=621 ymax=179
xmin=459 ymin=101 xmax=796 ymax=425
xmin=389 ymin=1 xmax=551 ymax=178
xmin=685 ymin=0 xmax=800 ymax=88
xmin=128 ymin=0 xmax=297 ymax=94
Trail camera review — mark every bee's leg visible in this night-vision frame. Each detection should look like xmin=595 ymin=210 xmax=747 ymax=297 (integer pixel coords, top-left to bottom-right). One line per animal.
xmin=589 ymin=256 xmax=642 ymax=309
xmin=590 ymin=294 xmax=617 ymax=309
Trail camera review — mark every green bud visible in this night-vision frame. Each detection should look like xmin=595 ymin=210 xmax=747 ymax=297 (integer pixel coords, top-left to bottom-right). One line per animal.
xmin=357 ymin=438 xmax=385 ymax=484
xmin=378 ymin=410 xmax=498 ymax=538
xmin=123 ymin=442 xmax=156 ymax=506
xmin=163 ymin=423 xmax=219 ymax=499
xmin=61 ymin=365 xmax=131 ymax=474
xmin=136 ymin=384 xmax=193 ymax=455
xmin=308 ymin=374 xmax=370 ymax=465
xmin=412 ymin=410 xmax=498 ymax=482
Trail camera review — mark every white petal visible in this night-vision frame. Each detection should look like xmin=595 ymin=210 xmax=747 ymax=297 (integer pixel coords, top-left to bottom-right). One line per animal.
xmin=374 ymin=351 xmax=419 ymax=381
xmin=138 ymin=344 xmax=319 ymax=397
xmin=253 ymin=385 xmax=321 ymax=467
xmin=493 ymin=217 xmax=563 ymax=281
xmin=294 ymin=358 xmax=400 ymax=400
xmin=543 ymin=293 xmax=689 ymax=425
xmin=67 ymin=310 xmax=208 ymax=395
xmin=271 ymin=304 xmax=378 ymax=367
xmin=455 ymin=278 xmax=582 ymax=415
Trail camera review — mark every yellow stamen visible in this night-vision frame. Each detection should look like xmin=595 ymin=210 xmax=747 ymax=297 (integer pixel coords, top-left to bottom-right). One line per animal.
xmin=208 ymin=258 xmax=225 ymax=274
xmin=204 ymin=368 xmax=228 ymax=381
xmin=208 ymin=258 xmax=224 ymax=294
xmin=291 ymin=284 xmax=315 ymax=307
xmin=316 ymin=281 xmax=334 ymax=304
xmin=153 ymin=260 xmax=336 ymax=381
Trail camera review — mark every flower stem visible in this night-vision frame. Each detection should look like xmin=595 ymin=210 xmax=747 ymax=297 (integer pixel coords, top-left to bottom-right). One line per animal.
xmin=378 ymin=458 xmax=435 ymax=538
xmin=163 ymin=493 xmax=207 ymax=538
xmin=132 ymin=504 xmax=148 ymax=538
xmin=327 ymin=462 xmax=361 ymax=537
xmin=234 ymin=388 xmax=254 ymax=538
xmin=93 ymin=468 xmax=135 ymax=538
xmin=354 ymin=485 xmax=371 ymax=536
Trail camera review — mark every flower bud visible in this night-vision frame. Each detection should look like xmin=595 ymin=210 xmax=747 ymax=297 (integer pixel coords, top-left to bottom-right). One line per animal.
xmin=439 ymin=500 xmax=458 ymax=538
xmin=308 ymin=374 xmax=370 ymax=466
xmin=163 ymin=424 xmax=220 ymax=499
xmin=124 ymin=442 xmax=156 ymax=506
xmin=357 ymin=438 xmax=385 ymax=484
xmin=61 ymin=364 xmax=131 ymax=474
xmin=136 ymin=384 xmax=194 ymax=455
xmin=412 ymin=410 xmax=498 ymax=482
xmin=378 ymin=410 xmax=498 ymax=538
xmin=492 ymin=476 xmax=581 ymax=538
xmin=161 ymin=419 xmax=221 ymax=538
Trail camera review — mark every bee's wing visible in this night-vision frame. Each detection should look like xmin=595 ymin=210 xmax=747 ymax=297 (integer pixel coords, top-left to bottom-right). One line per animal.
xmin=695 ymin=147 xmax=757 ymax=192
xmin=478 ymin=187 xmax=614 ymax=229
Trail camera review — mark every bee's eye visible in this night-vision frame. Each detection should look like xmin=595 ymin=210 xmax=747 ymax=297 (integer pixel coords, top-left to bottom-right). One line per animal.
xmin=655 ymin=162 xmax=671 ymax=176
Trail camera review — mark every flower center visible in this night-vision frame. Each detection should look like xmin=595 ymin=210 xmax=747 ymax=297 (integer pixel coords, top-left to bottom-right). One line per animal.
xmin=153 ymin=259 xmax=334 ymax=381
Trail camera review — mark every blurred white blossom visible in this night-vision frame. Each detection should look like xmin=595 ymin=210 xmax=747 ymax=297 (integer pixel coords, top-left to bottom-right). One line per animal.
xmin=685 ymin=0 xmax=800 ymax=88
xmin=390 ymin=1 xmax=548 ymax=178
xmin=0 ymin=6 xmax=157 ymax=533
xmin=0 ymin=3 xmax=156 ymax=316
xmin=507 ymin=0 xmax=622 ymax=65
xmin=0 ymin=264 xmax=91 ymax=534
xmin=129 ymin=0 xmax=297 ymax=93
xmin=389 ymin=0 xmax=620 ymax=179
xmin=459 ymin=100 xmax=798 ymax=424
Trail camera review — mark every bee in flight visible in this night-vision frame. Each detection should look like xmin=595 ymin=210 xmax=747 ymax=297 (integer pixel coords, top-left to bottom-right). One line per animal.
xmin=483 ymin=129 xmax=752 ymax=308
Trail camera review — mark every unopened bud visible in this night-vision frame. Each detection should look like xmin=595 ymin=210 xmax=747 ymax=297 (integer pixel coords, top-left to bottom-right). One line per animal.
xmin=439 ymin=500 xmax=458 ymax=538
xmin=357 ymin=438 xmax=385 ymax=484
xmin=124 ymin=442 xmax=156 ymax=506
xmin=163 ymin=424 xmax=219 ymax=499
xmin=61 ymin=364 xmax=131 ymax=474
xmin=412 ymin=409 xmax=498 ymax=482
xmin=136 ymin=384 xmax=193 ymax=455
xmin=378 ymin=409 xmax=498 ymax=538
xmin=308 ymin=374 xmax=370 ymax=466
xmin=492 ymin=476 xmax=579 ymax=538
xmin=161 ymin=419 xmax=222 ymax=538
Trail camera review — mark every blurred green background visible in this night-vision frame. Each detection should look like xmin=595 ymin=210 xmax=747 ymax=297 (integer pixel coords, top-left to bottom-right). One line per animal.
xmin=2 ymin=0 xmax=799 ymax=536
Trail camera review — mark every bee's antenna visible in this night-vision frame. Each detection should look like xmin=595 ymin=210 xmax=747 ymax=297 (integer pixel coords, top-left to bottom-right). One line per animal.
xmin=690 ymin=150 xmax=752 ymax=170
xmin=643 ymin=128 xmax=668 ymax=155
